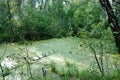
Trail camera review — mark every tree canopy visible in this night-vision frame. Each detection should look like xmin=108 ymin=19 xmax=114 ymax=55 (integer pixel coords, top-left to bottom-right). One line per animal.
xmin=0 ymin=0 xmax=119 ymax=53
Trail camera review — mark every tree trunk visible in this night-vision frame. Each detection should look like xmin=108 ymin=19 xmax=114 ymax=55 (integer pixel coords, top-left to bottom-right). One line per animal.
xmin=99 ymin=0 xmax=120 ymax=53
xmin=6 ymin=0 xmax=12 ymax=20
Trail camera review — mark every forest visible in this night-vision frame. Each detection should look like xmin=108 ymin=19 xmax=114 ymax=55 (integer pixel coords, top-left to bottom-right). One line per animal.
xmin=0 ymin=0 xmax=120 ymax=80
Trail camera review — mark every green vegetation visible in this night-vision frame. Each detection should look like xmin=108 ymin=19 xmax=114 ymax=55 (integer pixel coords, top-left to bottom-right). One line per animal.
xmin=0 ymin=37 xmax=120 ymax=80
xmin=0 ymin=0 xmax=109 ymax=42
xmin=0 ymin=0 xmax=120 ymax=80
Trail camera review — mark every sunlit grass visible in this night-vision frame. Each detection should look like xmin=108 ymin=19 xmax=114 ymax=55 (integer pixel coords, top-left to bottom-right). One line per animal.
xmin=0 ymin=37 xmax=119 ymax=80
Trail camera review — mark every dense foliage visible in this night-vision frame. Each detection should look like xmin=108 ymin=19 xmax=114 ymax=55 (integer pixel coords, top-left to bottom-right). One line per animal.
xmin=0 ymin=0 xmax=120 ymax=80
xmin=0 ymin=0 xmax=110 ymax=43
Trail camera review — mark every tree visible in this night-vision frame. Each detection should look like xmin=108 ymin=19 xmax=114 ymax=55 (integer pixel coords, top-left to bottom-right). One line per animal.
xmin=99 ymin=0 xmax=120 ymax=53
